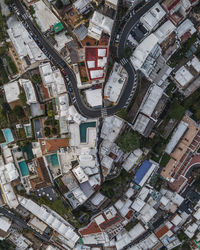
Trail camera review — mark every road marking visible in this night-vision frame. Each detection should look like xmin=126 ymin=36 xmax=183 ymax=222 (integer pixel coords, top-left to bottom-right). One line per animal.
xmin=101 ymin=108 xmax=107 ymax=117
xmin=120 ymin=58 xmax=128 ymax=66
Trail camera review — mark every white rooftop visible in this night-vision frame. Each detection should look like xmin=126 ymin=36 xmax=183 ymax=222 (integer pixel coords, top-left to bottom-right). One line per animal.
xmin=154 ymin=20 xmax=176 ymax=44
xmin=174 ymin=66 xmax=193 ymax=87
xmin=140 ymin=3 xmax=165 ymax=31
xmin=176 ymin=19 xmax=196 ymax=40
xmin=133 ymin=114 xmax=151 ymax=135
xmin=122 ymin=149 xmax=143 ymax=172
xmin=33 ymin=0 xmax=59 ymax=32
xmin=19 ymin=79 xmax=37 ymax=104
xmin=139 ymin=204 xmax=157 ymax=223
xmin=141 ymin=84 xmax=164 ymax=117
xmin=165 ymin=120 xmax=188 ymax=154
xmin=72 ymin=165 xmax=89 ymax=183
xmin=90 ymin=70 xmax=104 ymax=79
xmin=4 ymin=81 xmax=20 ymax=103
xmin=85 ymin=89 xmax=102 ymax=107
xmin=0 ymin=216 xmax=11 ymax=232
xmin=131 ymin=33 xmax=159 ymax=69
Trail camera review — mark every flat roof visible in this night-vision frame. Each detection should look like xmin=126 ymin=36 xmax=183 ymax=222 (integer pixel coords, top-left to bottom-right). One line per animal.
xmin=134 ymin=160 xmax=152 ymax=185
xmin=85 ymin=89 xmax=102 ymax=107
xmin=4 ymin=81 xmax=20 ymax=103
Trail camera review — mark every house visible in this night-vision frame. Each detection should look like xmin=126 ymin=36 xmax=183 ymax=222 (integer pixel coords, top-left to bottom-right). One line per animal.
xmin=39 ymin=138 xmax=69 ymax=155
xmin=105 ymin=0 xmax=118 ymax=10
xmin=19 ymin=79 xmax=37 ymax=104
xmin=0 ymin=216 xmax=11 ymax=240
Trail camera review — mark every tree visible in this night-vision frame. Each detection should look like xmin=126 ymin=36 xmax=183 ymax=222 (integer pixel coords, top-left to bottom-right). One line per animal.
xmin=44 ymin=127 xmax=51 ymax=137
xmin=117 ymin=131 xmax=140 ymax=152
xmin=52 ymin=127 xmax=57 ymax=135
xmin=31 ymin=74 xmax=41 ymax=84
xmin=13 ymin=105 xmax=25 ymax=119
xmin=55 ymin=0 xmax=63 ymax=9
xmin=117 ymin=109 xmax=128 ymax=120
xmin=124 ymin=47 xmax=134 ymax=59
xmin=19 ymin=92 xmax=27 ymax=106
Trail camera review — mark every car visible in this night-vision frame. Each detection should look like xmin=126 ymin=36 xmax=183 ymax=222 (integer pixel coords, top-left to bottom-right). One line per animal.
xmin=68 ymin=85 xmax=73 ymax=92
xmin=61 ymin=69 xmax=66 ymax=76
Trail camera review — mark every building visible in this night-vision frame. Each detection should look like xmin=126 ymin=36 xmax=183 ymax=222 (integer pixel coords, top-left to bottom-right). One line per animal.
xmin=105 ymin=0 xmax=118 ymax=10
xmin=19 ymin=79 xmax=37 ymax=104
xmin=88 ymin=11 xmax=114 ymax=40
xmin=85 ymin=88 xmax=102 ymax=107
xmin=18 ymin=196 xmax=79 ymax=248
xmin=7 ymin=17 xmax=46 ymax=72
xmin=134 ymin=160 xmax=157 ymax=186
xmin=162 ymin=0 xmax=192 ymax=25
xmin=4 ymin=81 xmax=20 ymax=105
xmin=122 ymin=149 xmax=143 ymax=172
xmin=133 ymin=84 xmax=167 ymax=137
xmin=0 ymin=216 xmax=11 ymax=240
xmin=0 ymin=160 xmax=19 ymax=208
xmin=73 ymin=0 xmax=92 ymax=15
xmin=140 ymin=3 xmax=166 ymax=31
xmin=104 ymin=62 xmax=128 ymax=103
xmin=33 ymin=0 xmax=60 ymax=32
xmin=39 ymin=138 xmax=69 ymax=155
xmin=39 ymin=62 xmax=66 ymax=98
xmin=131 ymin=34 xmax=161 ymax=77
xmin=176 ymin=19 xmax=196 ymax=43
xmin=161 ymin=115 xmax=200 ymax=191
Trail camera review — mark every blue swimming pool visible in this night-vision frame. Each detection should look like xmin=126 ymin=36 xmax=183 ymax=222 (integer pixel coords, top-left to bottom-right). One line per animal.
xmin=47 ymin=154 xmax=59 ymax=167
xmin=79 ymin=122 xmax=96 ymax=143
xmin=2 ymin=128 xmax=14 ymax=144
xmin=19 ymin=161 xmax=29 ymax=177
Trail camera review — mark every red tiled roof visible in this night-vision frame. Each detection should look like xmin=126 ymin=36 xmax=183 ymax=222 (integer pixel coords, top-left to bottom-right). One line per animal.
xmin=125 ymin=210 xmax=134 ymax=220
xmin=155 ymin=225 xmax=169 ymax=239
xmin=39 ymin=138 xmax=69 ymax=155
xmin=99 ymin=215 xmax=121 ymax=231
xmin=79 ymin=221 xmax=101 ymax=236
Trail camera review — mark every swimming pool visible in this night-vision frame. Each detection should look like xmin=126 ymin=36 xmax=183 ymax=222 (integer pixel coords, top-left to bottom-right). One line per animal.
xmin=19 ymin=161 xmax=29 ymax=177
xmin=47 ymin=154 xmax=59 ymax=167
xmin=24 ymin=124 xmax=32 ymax=138
xmin=2 ymin=128 xmax=14 ymax=144
xmin=79 ymin=122 xmax=96 ymax=143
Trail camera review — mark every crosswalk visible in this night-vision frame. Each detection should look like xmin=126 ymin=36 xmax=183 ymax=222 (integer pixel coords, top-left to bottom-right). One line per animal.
xmin=120 ymin=58 xmax=128 ymax=66
xmin=72 ymin=96 xmax=76 ymax=104
xmin=101 ymin=108 xmax=107 ymax=117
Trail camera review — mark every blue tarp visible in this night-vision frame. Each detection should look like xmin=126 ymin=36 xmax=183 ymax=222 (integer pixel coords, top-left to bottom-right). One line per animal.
xmin=134 ymin=160 xmax=152 ymax=185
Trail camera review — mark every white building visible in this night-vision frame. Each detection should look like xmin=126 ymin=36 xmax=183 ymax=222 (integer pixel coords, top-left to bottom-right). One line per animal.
xmin=0 ymin=160 xmax=19 ymax=208
xmin=39 ymin=62 xmax=66 ymax=98
xmin=154 ymin=20 xmax=176 ymax=44
xmin=140 ymin=3 xmax=166 ymax=31
xmin=165 ymin=121 xmax=188 ymax=154
xmin=176 ymin=19 xmax=196 ymax=41
xmin=104 ymin=63 xmax=128 ymax=103
xmin=19 ymin=79 xmax=37 ymax=104
xmin=18 ymin=196 xmax=79 ymax=248
xmin=73 ymin=0 xmax=92 ymax=14
xmin=4 ymin=81 xmax=20 ymax=104
xmin=131 ymin=34 xmax=161 ymax=77
xmin=72 ymin=165 xmax=89 ymax=183
xmin=33 ymin=0 xmax=59 ymax=32
xmin=101 ymin=116 xmax=124 ymax=143
xmin=88 ymin=11 xmax=114 ymax=40
xmin=85 ymin=89 xmax=102 ymax=107
xmin=122 ymin=149 xmax=143 ymax=172
xmin=7 ymin=18 xmax=46 ymax=70
xmin=58 ymin=93 xmax=69 ymax=117
xmin=0 ymin=216 xmax=11 ymax=239
xmin=105 ymin=0 xmax=118 ymax=10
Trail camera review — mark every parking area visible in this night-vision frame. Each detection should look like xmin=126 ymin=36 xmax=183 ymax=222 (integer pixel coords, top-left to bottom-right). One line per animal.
xmin=36 ymin=186 xmax=57 ymax=201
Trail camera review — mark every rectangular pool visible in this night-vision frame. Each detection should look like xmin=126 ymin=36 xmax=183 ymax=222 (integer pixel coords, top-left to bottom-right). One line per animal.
xmin=79 ymin=122 xmax=96 ymax=143
xmin=2 ymin=128 xmax=14 ymax=144
xmin=19 ymin=161 xmax=29 ymax=177
xmin=24 ymin=124 xmax=32 ymax=138
xmin=46 ymin=153 xmax=59 ymax=167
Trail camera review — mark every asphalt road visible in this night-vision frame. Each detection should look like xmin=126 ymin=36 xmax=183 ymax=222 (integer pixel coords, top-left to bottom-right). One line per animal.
xmin=13 ymin=0 xmax=159 ymax=119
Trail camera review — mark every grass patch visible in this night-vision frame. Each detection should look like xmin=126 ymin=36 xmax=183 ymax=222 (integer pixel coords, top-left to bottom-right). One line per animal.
xmin=18 ymin=127 xmax=26 ymax=140
xmin=160 ymin=153 xmax=170 ymax=167
xmin=169 ymin=100 xmax=185 ymax=121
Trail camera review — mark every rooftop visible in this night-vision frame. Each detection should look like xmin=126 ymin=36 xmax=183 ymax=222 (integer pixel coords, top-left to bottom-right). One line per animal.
xmin=39 ymin=138 xmax=69 ymax=155
xmin=85 ymin=89 xmax=102 ymax=107
xmin=4 ymin=81 xmax=20 ymax=103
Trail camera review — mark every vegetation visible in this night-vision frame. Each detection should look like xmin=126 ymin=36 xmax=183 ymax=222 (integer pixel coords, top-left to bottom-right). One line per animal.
xmin=29 ymin=5 xmax=35 ymax=15
xmin=149 ymin=174 xmax=165 ymax=191
xmin=124 ymin=46 xmax=134 ymax=59
xmin=0 ymin=6 xmax=7 ymax=42
xmin=117 ymin=131 xmax=140 ymax=152
xmin=46 ymin=102 xmax=54 ymax=117
xmin=160 ymin=153 xmax=170 ymax=167
xmin=100 ymin=169 xmax=132 ymax=200
xmin=13 ymin=105 xmax=25 ymax=119
xmin=19 ymin=92 xmax=27 ymax=106
xmin=182 ymin=90 xmax=200 ymax=121
xmin=18 ymin=127 xmax=26 ymax=140
xmin=0 ymin=240 xmax=14 ymax=250
xmin=44 ymin=127 xmax=51 ymax=137
xmin=52 ymin=127 xmax=57 ymax=135
xmin=31 ymin=74 xmax=42 ymax=84
xmin=38 ymin=196 xmax=67 ymax=217
xmin=168 ymin=34 xmax=197 ymax=68
xmin=117 ymin=109 xmax=128 ymax=120
xmin=55 ymin=0 xmax=63 ymax=9
xmin=169 ymin=100 xmax=185 ymax=121
xmin=81 ymin=76 xmax=88 ymax=82
xmin=125 ymin=219 xmax=139 ymax=231
xmin=0 ymin=104 xmax=8 ymax=128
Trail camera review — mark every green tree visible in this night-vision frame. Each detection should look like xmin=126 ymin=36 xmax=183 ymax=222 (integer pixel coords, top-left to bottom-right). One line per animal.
xmin=124 ymin=47 xmax=134 ymax=59
xmin=117 ymin=131 xmax=139 ymax=152
xmin=117 ymin=109 xmax=128 ymax=120
xmin=19 ymin=92 xmax=27 ymax=106
xmin=52 ymin=127 xmax=57 ymax=135
xmin=31 ymin=74 xmax=41 ymax=84
xmin=29 ymin=5 xmax=35 ymax=15
xmin=44 ymin=127 xmax=51 ymax=137
xmin=55 ymin=0 xmax=63 ymax=9
xmin=13 ymin=105 xmax=25 ymax=119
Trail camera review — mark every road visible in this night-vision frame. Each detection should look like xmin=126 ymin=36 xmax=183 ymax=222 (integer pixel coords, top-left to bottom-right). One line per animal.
xmin=13 ymin=0 xmax=159 ymax=119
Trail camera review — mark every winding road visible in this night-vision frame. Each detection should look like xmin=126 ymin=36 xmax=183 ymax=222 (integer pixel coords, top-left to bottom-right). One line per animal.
xmin=14 ymin=0 xmax=159 ymax=119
